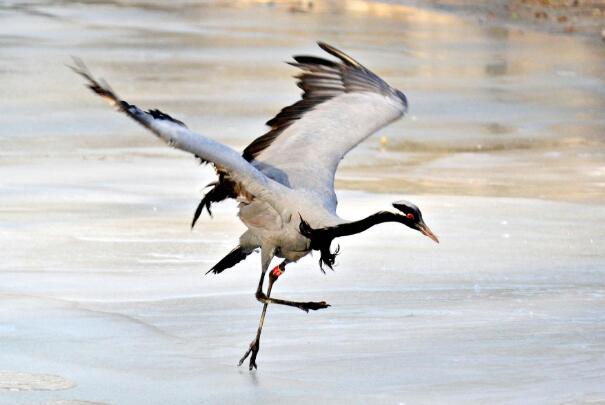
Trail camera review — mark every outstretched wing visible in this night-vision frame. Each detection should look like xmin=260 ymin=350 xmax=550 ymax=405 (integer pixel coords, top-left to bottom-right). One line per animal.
xmin=71 ymin=60 xmax=287 ymax=210
xmin=245 ymin=42 xmax=408 ymax=213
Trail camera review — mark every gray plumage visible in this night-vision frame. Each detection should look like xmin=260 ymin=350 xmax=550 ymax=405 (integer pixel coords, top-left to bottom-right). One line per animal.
xmin=71 ymin=42 xmax=408 ymax=266
xmin=72 ymin=42 xmax=435 ymax=370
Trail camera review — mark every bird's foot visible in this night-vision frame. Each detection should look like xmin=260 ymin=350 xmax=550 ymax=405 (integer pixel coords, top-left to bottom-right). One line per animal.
xmin=296 ymin=301 xmax=331 ymax=313
xmin=238 ymin=338 xmax=260 ymax=370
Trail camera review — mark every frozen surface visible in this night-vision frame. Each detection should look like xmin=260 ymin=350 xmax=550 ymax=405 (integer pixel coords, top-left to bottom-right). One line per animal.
xmin=1 ymin=160 xmax=604 ymax=404
xmin=1 ymin=1 xmax=605 ymax=404
xmin=0 ymin=371 xmax=74 ymax=392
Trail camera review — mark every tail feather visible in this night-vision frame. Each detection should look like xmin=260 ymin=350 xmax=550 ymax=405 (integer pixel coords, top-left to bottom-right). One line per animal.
xmin=206 ymin=245 xmax=253 ymax=275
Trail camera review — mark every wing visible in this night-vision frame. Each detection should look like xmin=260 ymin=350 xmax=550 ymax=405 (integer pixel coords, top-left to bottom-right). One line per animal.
xmin=244 ymin=42 xmax=408 ymax=213
xmin=71 ymin=60 xmax=288 ymax=210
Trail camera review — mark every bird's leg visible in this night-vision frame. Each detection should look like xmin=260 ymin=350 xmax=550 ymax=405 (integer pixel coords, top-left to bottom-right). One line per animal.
xmin=238 ymin=249 xmax=277 ymax=370
xmin=256 ymin=294 xmax=330 ymax=312
xmin=255 ymin=264 xmax=330 ymax=312
xmin=238 ymin=262 xmax=284 ymax=370
xmin=238 ymin=256 xmax=331 ymax=370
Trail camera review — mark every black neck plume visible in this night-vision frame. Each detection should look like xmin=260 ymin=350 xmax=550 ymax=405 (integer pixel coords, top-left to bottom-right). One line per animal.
xmin=299 ymin=211 xmax=407 ymax=271
xmin=329 ymin=211 xmax=407 ymax=238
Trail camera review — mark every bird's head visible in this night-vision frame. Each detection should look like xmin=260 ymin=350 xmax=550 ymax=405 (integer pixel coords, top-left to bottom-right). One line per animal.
xmin=392 ymin=200 xmax=439 ymax=243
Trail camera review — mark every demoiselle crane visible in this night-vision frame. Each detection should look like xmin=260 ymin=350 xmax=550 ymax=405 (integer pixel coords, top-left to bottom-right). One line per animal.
xmin=72 ymin=42 xmax=439 ymax=370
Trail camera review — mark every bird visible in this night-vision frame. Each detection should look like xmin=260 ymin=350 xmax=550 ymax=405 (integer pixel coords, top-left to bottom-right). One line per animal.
xmin=72 ymin=42 xmax=439 ymax=370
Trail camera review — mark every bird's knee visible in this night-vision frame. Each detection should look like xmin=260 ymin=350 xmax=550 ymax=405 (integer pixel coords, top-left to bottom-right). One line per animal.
xmin=269 ymin=265 xmax=285 ymax=282
xmin=255 ymin=291 xmax=267 ymax=302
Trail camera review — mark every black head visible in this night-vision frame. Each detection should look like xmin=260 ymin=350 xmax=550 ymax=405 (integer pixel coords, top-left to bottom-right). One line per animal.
xmin=392 ymin=200 xmax=439 ymax=243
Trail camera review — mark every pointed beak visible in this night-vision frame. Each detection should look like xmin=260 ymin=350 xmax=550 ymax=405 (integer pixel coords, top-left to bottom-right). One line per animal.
xmin=417 ymin=221 xmax=439 ymax=244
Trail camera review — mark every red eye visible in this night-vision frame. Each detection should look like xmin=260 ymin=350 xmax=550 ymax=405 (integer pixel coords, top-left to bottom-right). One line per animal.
xmin=406 ymin=213 xmax=414 ymax=220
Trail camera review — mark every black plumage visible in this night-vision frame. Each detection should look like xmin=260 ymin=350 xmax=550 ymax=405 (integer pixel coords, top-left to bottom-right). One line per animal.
xmin=197 ymin=43 xmax=395 ymax=221
xmin=206 ymin=245 xmax=252 ymax=275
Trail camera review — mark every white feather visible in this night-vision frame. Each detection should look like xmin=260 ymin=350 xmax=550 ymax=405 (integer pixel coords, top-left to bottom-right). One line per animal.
xmin=252 ymin=91 xmax=405 ymax=213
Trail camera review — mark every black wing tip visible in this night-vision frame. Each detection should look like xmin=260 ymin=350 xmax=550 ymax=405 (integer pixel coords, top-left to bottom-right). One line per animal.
xmin=69 ymin=57 xmax=118 ymax=101
xmin=243 ymin=41 xmax=384 ymax=163
xmin=316 ymin=41 xmax=360 ymax=67
xmin=70 ymin=59 xmax=186 ymax=120
xmin=291 ymin=55 xmax=338 ymax=68
xmin=290 ymin=42 xmax=360 ymax=69
xmin=147 ymin=109 xmax=187 ymax=127
xmin=396 ymin=89 xmax=409 ymax=112
xmin=68 ymin=56 xmax=89 ymax=78
xmin=316 ymin=41 xmax=330 ymax=51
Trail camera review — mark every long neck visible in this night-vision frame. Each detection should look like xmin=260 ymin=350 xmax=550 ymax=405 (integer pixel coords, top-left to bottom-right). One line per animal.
xmin=331 ymin=211 xmax=406 ymax=238
xmin=299 ymin=211 xmax=408 ymax=271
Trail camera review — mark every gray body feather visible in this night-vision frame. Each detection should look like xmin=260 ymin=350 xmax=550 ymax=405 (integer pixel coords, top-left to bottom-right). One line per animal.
xmin=72 ymin=42 xmax=408 ymax=266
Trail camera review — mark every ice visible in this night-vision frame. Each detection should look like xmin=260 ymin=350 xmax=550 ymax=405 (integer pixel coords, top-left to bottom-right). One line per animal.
xmin=1 ymin=0 xmax=604 ymax=404
xmin=37 ymin=401 xmax=107 ymax=405
xmin=1 ymin=162 xmax=604 ymax=403
xmin=0 ymin=372 xmax=74 ymax=392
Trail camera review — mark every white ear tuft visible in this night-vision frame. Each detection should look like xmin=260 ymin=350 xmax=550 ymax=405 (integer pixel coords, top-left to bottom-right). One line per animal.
xmin=392 ymin=200 xmax=421 ymax=216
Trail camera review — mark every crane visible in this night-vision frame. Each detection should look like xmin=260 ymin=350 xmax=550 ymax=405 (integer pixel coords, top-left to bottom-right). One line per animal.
xmin=72 ymin=42 xmax=438 ymax=370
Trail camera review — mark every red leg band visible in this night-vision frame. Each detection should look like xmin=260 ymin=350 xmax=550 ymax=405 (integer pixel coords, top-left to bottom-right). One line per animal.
xmin=270 ymin=265 xmax=283 ymax=279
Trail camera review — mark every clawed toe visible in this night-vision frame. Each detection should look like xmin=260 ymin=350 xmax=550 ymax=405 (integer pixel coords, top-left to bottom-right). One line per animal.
xmin=248 ymin=350 xmax=259 ymax=370
xmin=299 ymin=301 xmax=330 ymax=312
xmin=238 ymin=339 xmax=260 ymax=370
